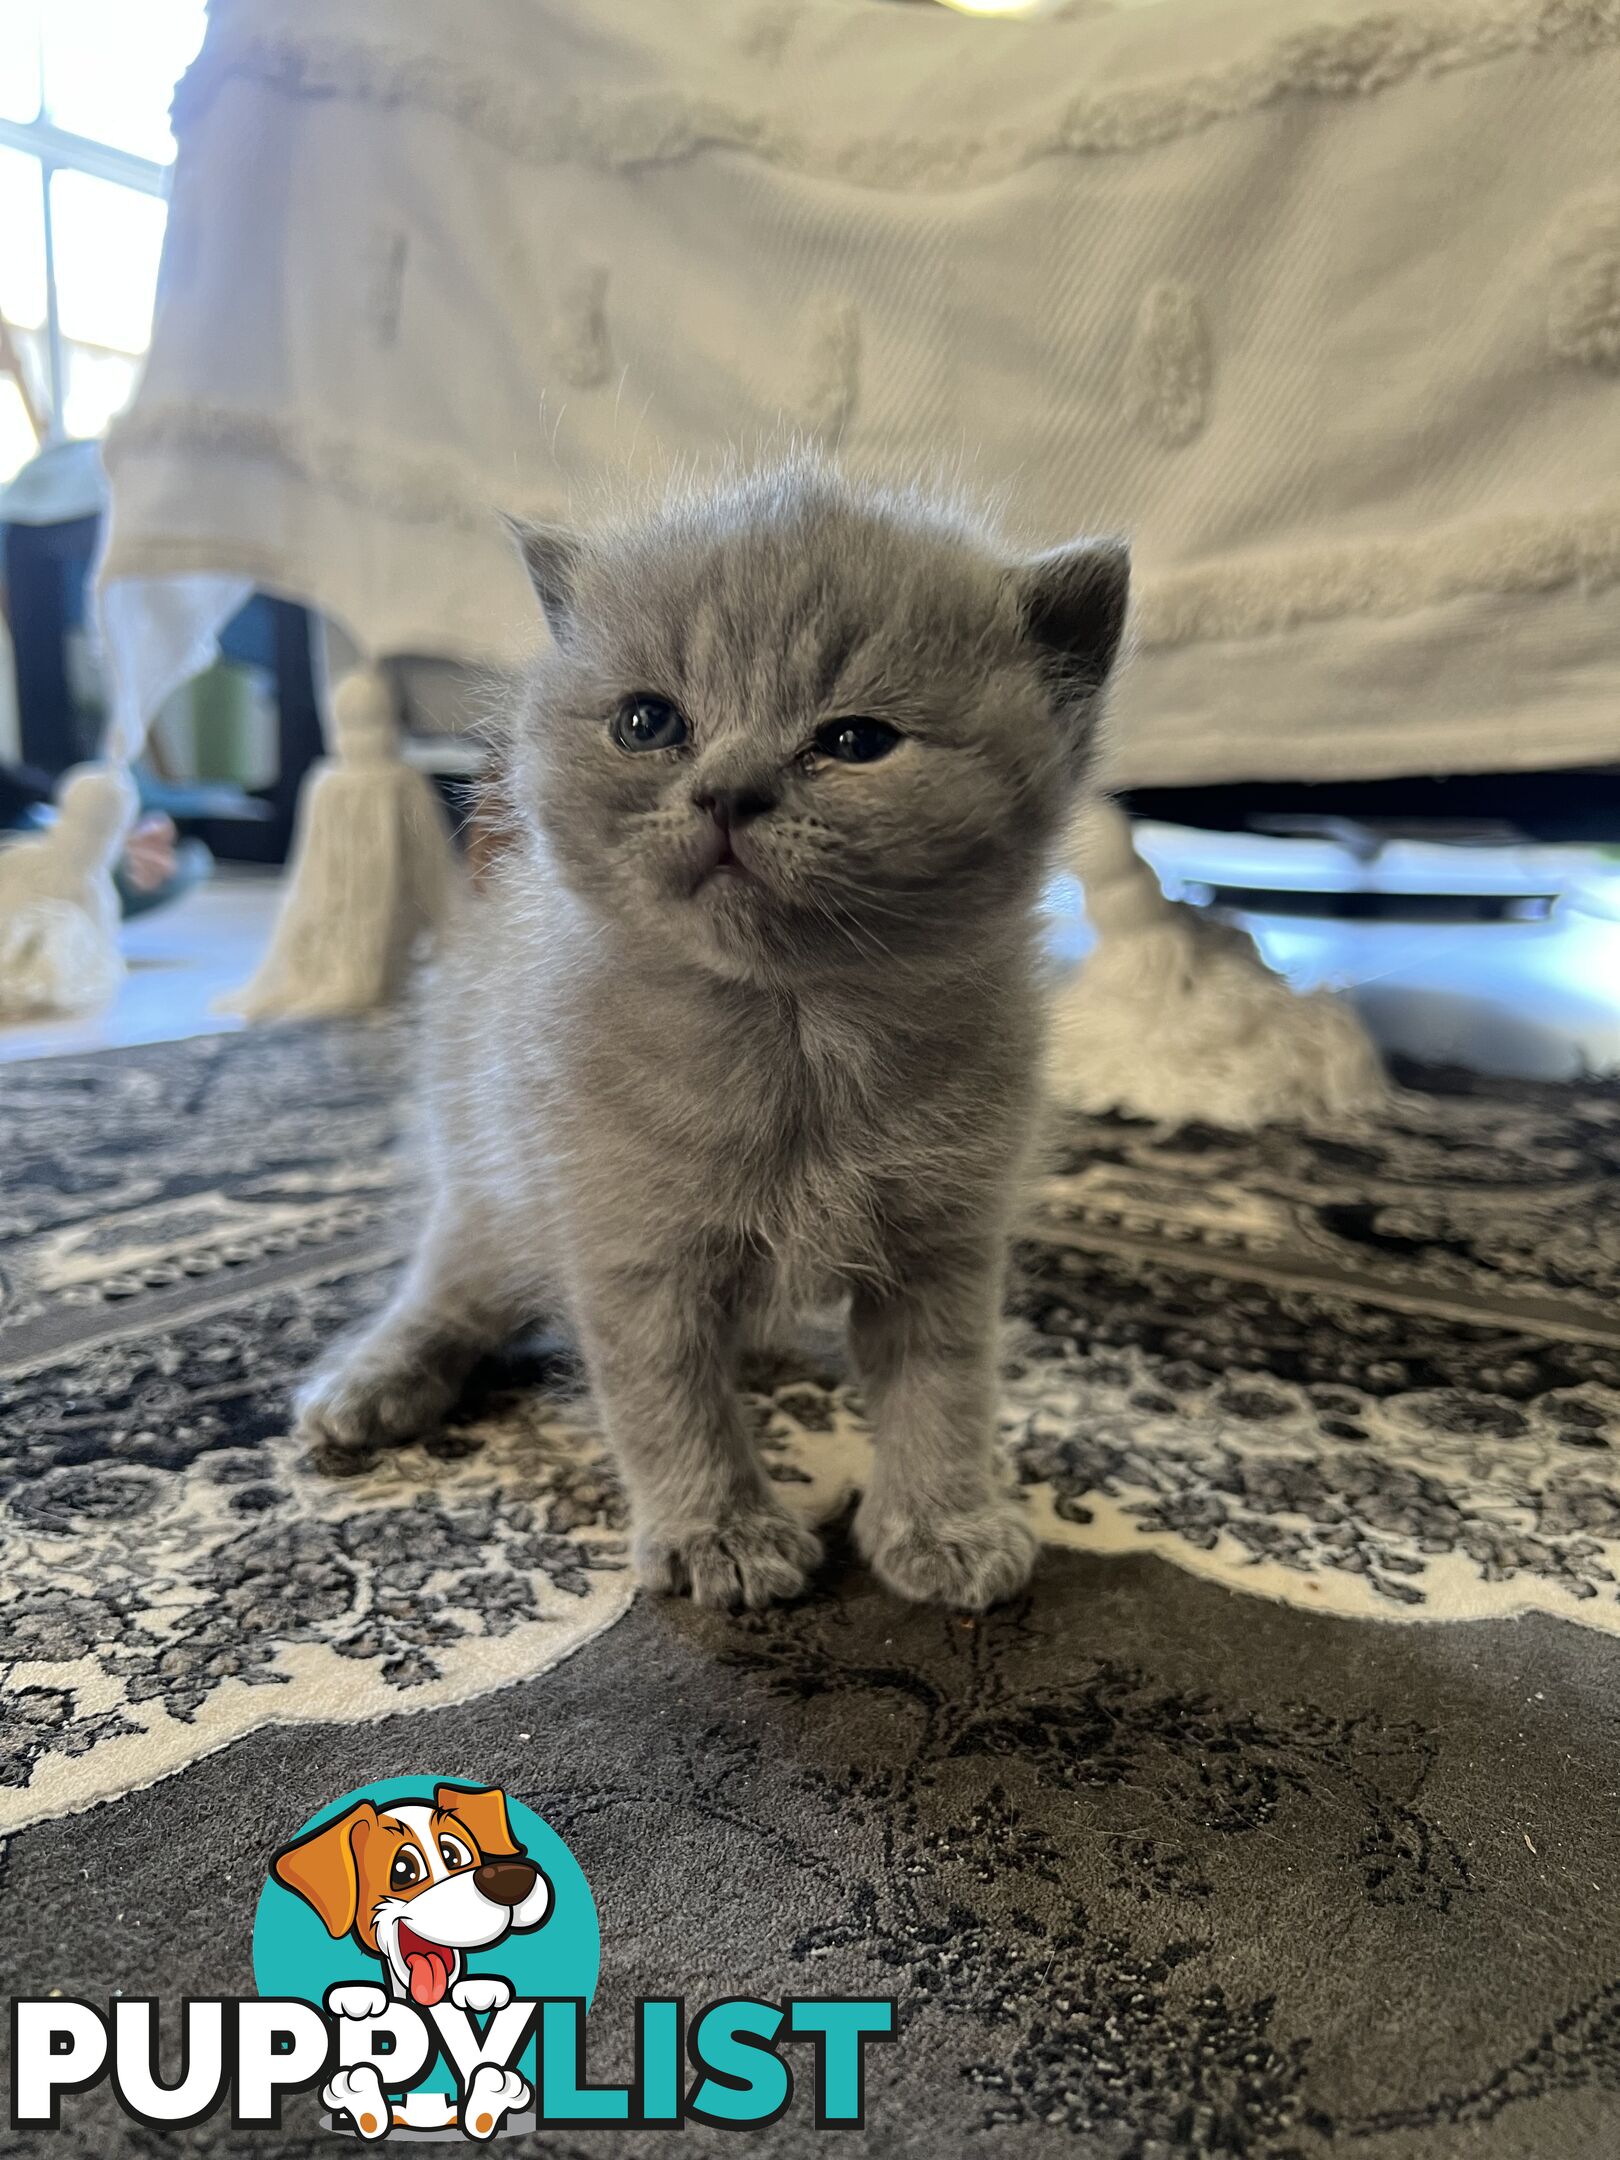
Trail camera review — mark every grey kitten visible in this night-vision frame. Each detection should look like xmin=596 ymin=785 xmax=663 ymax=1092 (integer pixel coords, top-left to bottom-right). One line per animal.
xmin=296 ymin=461 xmax=1129 ymax=1611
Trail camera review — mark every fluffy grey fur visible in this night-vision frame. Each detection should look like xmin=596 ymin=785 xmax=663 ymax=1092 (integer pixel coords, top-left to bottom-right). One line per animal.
xmin=297 ymin=461 xmax=1129 ymax=1611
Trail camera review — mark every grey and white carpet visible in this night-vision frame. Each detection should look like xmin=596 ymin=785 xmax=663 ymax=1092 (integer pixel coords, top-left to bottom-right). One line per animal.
xmin=3 ymin=1024 xmax=1620 ymax=2154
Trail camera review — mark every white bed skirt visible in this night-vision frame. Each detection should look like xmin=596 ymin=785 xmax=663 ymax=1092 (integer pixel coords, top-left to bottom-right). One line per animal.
xmin=99 ymin=0 xmax=1620 ymax=781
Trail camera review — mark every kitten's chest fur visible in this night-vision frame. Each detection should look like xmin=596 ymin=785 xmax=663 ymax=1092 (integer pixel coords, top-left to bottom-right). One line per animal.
xmin=556 ymin=951 xmax=1031 ymax=1301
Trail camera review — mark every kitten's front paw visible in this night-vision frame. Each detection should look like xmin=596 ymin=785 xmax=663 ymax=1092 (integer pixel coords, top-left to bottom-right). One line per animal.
xmin=856 ymin=1492 xmax=1037 ymax=1612
xmin=294 ymin=1354 xmax=454 ymax=1453
xmin=637 ymin=1503 xmax=823 ymax=1610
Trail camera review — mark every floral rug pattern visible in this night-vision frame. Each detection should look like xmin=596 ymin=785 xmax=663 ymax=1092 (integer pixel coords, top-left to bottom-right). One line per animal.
xmin=3 ymin=1027 xmax=1619 ymax=1837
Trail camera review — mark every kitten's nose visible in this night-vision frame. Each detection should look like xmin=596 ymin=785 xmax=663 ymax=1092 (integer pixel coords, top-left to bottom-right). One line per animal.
xmin=693 ymin=784 xmax=776 ymax=826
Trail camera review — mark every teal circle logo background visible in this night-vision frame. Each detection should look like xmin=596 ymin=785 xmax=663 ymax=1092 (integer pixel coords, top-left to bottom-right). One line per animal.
xmin=252 ymin=1777 xmax=600 ymax=2094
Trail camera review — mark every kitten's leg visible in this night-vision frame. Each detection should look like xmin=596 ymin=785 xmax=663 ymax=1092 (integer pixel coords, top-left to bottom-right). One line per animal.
xmin=578 ymin=1259 xmax=822 ymax=1610
xmin=849 ymin=1239 xmax=1036 ymax=1611
xmin=295 ymin=1213 xmax=520 ymax=1451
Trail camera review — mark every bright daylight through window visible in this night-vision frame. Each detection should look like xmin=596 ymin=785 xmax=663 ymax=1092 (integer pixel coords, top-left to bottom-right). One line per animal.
xmin=0 ymin=0 xmax=206 ymax=483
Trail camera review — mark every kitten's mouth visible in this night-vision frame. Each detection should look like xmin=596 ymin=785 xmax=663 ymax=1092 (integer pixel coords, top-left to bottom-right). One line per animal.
xmin=692 ymin=830 xmax=757 ymax=890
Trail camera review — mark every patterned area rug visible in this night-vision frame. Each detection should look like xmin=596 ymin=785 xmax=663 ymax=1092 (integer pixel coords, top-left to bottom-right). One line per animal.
xmin=1 ymin=1025 xmax=633 ymax=1829
xmin=5 ymin=1028 xmax=1620 ymax=1835
xmin=1015 ymin=1074 xmax=1620 ymax=1623
xmin=4 ymin=1026 xmax=1620 ymax=2155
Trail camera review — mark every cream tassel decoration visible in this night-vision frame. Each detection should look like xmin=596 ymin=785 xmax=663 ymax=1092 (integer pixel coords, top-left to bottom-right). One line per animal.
xmin=226 ymin=665 xmax=458 ymax=1020
xmin=0 ymin=763 xmax=138 ymax=1017
xmin=1048 ymin=801 xmax=1388 ymax=1129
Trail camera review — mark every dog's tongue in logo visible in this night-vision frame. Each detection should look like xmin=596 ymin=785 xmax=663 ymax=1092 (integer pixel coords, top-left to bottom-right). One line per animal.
xmin=399 ymin=1923 xmax=453 ymax=2007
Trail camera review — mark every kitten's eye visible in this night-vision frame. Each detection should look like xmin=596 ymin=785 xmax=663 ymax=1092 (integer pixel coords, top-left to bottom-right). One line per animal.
xmin=389 ymin=1848 xmax=424 ymax=1892
xmin=812 ymin=718 xmax=901 ymax=765
xmin=613 ymin=694 xmax=688 ymax=752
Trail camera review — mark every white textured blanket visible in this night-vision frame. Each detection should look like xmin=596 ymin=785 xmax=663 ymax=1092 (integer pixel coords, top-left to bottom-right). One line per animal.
xmin=101 ymin=0 xmax=1620 ymax=783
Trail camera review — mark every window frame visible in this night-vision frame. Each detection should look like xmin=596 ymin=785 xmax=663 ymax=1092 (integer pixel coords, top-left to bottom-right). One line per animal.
xmin=0 ymin=110 xmax=169 ymax=444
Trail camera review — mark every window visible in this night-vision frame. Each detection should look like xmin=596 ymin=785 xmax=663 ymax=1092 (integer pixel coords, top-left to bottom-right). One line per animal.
xmin=0 ymin=0 xmax=207 ymax=485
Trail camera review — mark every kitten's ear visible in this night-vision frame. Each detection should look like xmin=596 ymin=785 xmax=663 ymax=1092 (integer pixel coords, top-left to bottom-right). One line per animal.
xmin=502 ymin=514 xmax=584 ymax=636
xmin=1010 ymin=536 xmax=1131 ymax=689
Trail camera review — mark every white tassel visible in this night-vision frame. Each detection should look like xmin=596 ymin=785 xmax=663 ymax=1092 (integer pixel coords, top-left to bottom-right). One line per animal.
xmin=0 ymin=763 xmax=138 ymax=1018
xmin=225 ymin=666 xmax=458 ymax=1020
xmin=1048 ymin=802 xmax=1388 ymax=1129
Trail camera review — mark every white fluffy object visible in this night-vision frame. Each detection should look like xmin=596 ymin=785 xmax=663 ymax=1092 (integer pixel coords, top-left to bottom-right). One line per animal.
xmin=99 ymin=0 xmax=1620 ymax=796
xmin=1048 ymin=805 xmax=1388 ymax=1130
xmin=226 ymin=666 xmax=457 ymax=1020
xmin=0 ymin=763 xmax=138 ymax=1017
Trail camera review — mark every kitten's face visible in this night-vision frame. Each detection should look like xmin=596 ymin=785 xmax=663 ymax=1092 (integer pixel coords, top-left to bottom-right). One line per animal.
xmin=508 ymin=472 xmax=1127 ymax=982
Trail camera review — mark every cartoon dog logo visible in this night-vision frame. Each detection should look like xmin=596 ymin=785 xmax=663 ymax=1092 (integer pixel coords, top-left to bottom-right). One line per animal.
xmin=271 ymin=1782 xmax=552 ymax=2137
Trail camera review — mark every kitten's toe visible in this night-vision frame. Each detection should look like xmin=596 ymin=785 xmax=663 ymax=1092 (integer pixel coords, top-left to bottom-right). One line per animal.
xmin=637 ymin=1505 xmax=823 ymax=1611
xmin=294 ymin=1355 xmax=456 ymax=1453
xmin=856 ymin=1492 xmax=1037 ymax=1612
